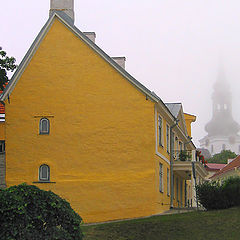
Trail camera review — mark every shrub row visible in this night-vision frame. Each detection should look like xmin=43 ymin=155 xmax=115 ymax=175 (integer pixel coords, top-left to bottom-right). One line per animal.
xmin=196 ymin=176 xmax=240 ymax=210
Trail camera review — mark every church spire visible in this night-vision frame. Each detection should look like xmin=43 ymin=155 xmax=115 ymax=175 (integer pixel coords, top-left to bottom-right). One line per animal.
xmin=205 ymin=64 xmax=240 ymax=136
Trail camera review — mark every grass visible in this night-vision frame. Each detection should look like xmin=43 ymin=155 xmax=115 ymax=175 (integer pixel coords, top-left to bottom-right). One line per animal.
xmin=82 ymin=207 xmax=240 ymax=240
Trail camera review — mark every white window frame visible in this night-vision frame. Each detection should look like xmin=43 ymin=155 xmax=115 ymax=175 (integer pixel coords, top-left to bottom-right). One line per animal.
xmin=166 ymin=124 xmax=170 ymax=153
xmin=39 ymin=118 xmax=50 ymax=135
xmin=39 ymin=164 xmax=50 ymax=181
xmin=158 ymin=115 xmax=163 ymax=147
xmin=159 ymin=163 xmax=163 ymax=193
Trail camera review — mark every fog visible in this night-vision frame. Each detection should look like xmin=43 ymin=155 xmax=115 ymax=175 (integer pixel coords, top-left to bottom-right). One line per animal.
xmin=1 ymin=0 xmax=240 ymax=146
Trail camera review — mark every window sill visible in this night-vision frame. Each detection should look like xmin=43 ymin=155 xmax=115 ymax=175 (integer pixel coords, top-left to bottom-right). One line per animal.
xmin=33 ymin=181 xmax=56 ymax=184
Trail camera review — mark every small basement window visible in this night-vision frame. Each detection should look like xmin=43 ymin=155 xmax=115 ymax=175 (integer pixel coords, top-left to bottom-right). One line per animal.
xmin=39 ymin=164 xmax=50 ymax=181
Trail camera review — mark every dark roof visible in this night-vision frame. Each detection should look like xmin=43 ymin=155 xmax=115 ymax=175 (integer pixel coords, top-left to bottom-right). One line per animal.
xmin=165 ymin=103 xmax=182 ymax=118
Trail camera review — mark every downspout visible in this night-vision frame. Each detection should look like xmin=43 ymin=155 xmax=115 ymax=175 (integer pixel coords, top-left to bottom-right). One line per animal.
xmin=170 ymin=119 xmax=179 ymax=208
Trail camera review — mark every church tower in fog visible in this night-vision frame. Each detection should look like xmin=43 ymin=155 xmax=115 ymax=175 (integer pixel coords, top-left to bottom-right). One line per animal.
xmin=199 ymin=67 xmax=240 ymax=155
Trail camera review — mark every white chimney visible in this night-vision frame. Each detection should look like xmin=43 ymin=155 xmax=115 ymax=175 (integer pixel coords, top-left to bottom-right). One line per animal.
xmin=83 ymin=32 xmax=96 ymax=43
xmin=112 ymin=57 xmax=126 ymax=69
xmin=50 ymin=0 xmax=74 ymax=23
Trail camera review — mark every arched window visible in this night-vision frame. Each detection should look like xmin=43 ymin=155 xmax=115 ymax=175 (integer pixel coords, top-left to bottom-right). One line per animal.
xmin=39 ymin=118 xmax=50 ymax=134
xmin=39 ymin=164 xmax=50 ymax=181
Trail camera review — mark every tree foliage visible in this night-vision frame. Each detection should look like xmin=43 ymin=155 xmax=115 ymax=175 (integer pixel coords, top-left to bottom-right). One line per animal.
xmin=207 ymin=150 xmax=237 ymax=164
xmin=0 ymin=47 xmax=17 ymax=90
xmin=0 ymin=184 xmax=83 ymax=240
xmin=196 ymin=177 xmax=240 ymax=210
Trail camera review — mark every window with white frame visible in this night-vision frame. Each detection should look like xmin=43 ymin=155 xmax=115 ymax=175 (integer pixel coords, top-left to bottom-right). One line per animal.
xmin=172 ymin=133 xmax=176 ymax=158
xmin=159 ymin=163 xmax=163 ymax=192
xmin=167 ymin=168 xmax=170 ymax=196
xmin=39 ymin=118 xmax=50 ymax=135
xmin=166 ymin=124 xmax=170 ymax=153
xmin=39 ymin=164 xmax=50 ymax=181
xmin=158 ymin=116 xmax=163 ymax=146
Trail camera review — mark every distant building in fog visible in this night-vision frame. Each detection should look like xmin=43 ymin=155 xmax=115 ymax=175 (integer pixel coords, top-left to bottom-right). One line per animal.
xmin=199 ymin=68 xmax=240 ymax=156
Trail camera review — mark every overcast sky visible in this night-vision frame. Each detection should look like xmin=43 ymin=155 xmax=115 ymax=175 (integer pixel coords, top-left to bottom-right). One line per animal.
xmin=1 ymin=0 xmax=240 ymax=146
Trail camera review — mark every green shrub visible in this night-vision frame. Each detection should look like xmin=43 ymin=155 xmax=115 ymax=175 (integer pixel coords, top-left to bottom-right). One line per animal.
xmin=222 ymin=177 xmax=240 ymax=208
xmin=196 ymin=181 xmax=228 ymax=210
xmin=196 ymin=176 xmax=240 ymax=210
xmin=0 ymin=183 xmax=83 ymax=240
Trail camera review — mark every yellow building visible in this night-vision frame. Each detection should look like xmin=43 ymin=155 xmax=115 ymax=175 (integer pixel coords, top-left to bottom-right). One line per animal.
xmin=0 ymin=1 xmax=207 ymax=223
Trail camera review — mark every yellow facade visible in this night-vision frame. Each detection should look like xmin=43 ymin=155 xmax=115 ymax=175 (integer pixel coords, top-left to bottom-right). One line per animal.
xmin=184 ymin=113 xmax=196 ymax=137
xmin=0 ymin=122 xmax=5 ymax=140
xmin=5 ymin=19 xmax=158 ymax=223
xmin=2 ymin=14 xmax=202 ymax=223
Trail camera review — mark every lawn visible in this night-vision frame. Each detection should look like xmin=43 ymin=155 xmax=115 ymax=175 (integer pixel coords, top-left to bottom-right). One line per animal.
xmin=82 ymin=207 xmax=240 ymax=240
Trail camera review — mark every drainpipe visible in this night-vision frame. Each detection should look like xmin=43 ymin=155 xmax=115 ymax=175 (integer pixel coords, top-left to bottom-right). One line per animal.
xmin=170 ymin=119 xmax=179 ymax=208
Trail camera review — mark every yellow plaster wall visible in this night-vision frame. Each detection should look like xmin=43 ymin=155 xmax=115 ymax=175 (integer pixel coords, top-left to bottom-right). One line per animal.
xmin=5 ymin=19 xmax=160 ymax=223
xmin=155 ymin=155 xmax=171 ymax=212
xmin=184 ymin=113 xmax=196 ymax=137
xmin=0 ymin=122 xmax=5 ymax=140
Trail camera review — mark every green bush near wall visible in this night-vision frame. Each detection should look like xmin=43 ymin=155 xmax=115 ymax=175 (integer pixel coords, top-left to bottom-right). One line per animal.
xmin=196 ymin=177 xmax=240 ymax=210
xmin=0 ymin=184 xmax=83 ymax=240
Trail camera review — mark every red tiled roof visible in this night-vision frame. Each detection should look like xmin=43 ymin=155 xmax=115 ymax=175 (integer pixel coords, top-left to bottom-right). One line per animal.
xmin=210 ymin=155 xmax=240 ymax=179
xmin=206 ymin=163 xmax=226 ymax=171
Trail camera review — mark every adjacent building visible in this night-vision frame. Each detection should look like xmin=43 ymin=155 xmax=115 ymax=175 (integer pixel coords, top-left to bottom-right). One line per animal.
xmin=210 ymin=156 xmax=240 ymax=181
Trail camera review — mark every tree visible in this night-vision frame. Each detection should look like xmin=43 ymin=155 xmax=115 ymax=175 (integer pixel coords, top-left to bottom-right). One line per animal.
xmin=207 ymin=150 xmax=237 ymax=164
xmin=0 ymin=47 xmax=17 ymax=90
xmin=0 ymin=184 xmax=83 ymax=240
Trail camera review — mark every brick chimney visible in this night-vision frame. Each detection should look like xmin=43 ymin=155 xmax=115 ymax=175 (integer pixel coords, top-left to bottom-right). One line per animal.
xmin=50 ymin=0 xmax=74 ymax=23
